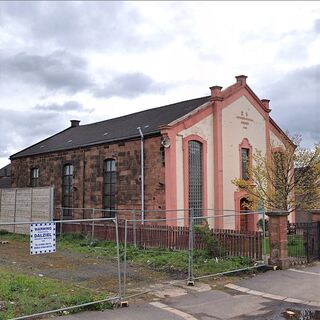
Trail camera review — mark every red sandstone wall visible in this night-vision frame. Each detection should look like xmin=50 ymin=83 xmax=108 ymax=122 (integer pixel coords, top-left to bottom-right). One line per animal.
xmin=11 ymin=136 xmax=166 ymax=220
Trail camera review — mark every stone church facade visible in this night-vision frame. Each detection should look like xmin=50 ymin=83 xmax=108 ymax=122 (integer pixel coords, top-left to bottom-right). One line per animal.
xmin=10 ymin=75 xmax=293 ymax=230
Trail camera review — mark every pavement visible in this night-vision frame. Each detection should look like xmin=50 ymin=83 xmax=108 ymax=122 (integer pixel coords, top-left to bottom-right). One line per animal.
xmin=59 ymin=263 xmax=320 ymax=320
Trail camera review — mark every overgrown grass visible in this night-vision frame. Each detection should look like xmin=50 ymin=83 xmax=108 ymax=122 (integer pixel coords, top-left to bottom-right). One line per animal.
xmin=0 ymin=229 xmax=28 ymax=241
xmin=1 ymin=232 xmax=254 ymax=277
xmin=57 ymin=233 xmax=253 ymax=277
xmin=0 ymin=267 xmax=111 ymax=320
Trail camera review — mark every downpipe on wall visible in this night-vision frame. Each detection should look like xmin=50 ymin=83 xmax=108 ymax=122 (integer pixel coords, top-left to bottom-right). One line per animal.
xmin=137 ymin=127 xmax=144 ymax=224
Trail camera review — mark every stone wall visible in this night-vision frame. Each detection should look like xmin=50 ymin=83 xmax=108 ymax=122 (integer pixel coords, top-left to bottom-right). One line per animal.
xmin=11 ymin=136 xmax=166 ymax=220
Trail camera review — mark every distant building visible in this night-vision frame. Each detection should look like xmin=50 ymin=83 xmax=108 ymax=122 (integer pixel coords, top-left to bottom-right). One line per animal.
xmin=0 ymin=164 xmax=11 ymax=188
xmin=10 ymin=75 xmax=293 ymax=230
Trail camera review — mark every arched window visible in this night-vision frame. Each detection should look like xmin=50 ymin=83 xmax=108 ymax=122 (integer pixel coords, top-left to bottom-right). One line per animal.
xmin=30 ymin=167 xmax=39 ymax=187
xmin=188 ymin=140 xmax=203 ymax=222
xmin=241 ymin=148 xmax=250 ymax=180
xmin=62 ymin=164 xmax=73 ymax=217
xmin=103 ymin=159 xmax=116 ymax=218
xmin=239 ymin=138 xmax=252 ymax=181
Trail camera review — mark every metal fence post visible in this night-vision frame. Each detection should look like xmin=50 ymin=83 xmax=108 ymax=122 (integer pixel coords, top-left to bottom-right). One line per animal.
xmin=60 ymin=207 xmax=63 ymax=236
xmin=132 ymin=210 xmax=136 ymax=248
xmin=13 ymin=189 xmax=17 ymax=233
xmin=91 ymin=208 xmax=95 ymax=240
xmin=114 ymin=215 xmax=122 ymax=302
xmin=187 ymin=208 xmax=195 ymax=285
xmin=262 ymin=210 xmax=267 ymax=264
xmin=123 ymin=219 xmax=128 ymax=302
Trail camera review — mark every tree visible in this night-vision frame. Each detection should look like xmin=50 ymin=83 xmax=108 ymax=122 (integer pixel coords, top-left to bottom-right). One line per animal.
xmin=232 ymin=135 xmax=320 ymax=212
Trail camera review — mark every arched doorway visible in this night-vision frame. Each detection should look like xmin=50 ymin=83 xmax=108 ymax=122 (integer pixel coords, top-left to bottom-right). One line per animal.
xmin=240 ymin=197 xmax=251 ymax=231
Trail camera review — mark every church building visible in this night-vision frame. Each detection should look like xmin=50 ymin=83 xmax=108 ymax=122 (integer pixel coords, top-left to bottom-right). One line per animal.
xmin=10 ymin=75 xmax=293 ymax=231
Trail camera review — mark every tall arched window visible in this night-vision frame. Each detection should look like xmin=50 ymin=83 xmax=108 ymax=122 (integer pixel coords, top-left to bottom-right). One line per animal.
xmin=30 ymin=167 xmax=39 ymax=187
xmin=62 ymin=164 xmax=73 ymax=217
xmin=239 ymin=138 xmax=252 ymax=181
xmin=188 ymin=140 xmax=203 ymax=222
xmin=103 ymin=159 xmax=116 ymax=218
xmin=241 ymin=148 xmax=250 ymax=180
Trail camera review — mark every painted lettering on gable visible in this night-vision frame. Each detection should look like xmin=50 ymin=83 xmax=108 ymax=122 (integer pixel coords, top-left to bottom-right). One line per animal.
xmin=236 ymin=111 xmax=253 ymax=129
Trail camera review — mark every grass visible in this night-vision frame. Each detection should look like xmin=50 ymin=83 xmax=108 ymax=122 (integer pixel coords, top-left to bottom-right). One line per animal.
xmin=56 ymin=233 xmax=253 ymax=277
xmin=264 ymin=235 xmax=306 ymax=257
xmin=0 ymin=231 xmax=254 ymax=318
xmin=0 ymin=231 xmax=254 ymax=277
xmin=287 ymin=235 xmax=306 ymax=257
xmin=0 ymin=267 xmax=111 ymax=320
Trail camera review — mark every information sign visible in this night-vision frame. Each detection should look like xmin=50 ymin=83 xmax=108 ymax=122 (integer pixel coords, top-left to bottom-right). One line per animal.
xmin=30 ymin=222 xmax=56 ymax=255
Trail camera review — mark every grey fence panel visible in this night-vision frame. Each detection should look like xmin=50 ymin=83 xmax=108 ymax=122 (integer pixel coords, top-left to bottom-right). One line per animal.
xmin=0 ymin=187 xmax=54 ymax=234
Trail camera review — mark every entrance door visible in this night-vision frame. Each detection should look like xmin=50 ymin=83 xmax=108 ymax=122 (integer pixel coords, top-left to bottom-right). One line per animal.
xmin=240 ymin=198 xmax=249 ymax=231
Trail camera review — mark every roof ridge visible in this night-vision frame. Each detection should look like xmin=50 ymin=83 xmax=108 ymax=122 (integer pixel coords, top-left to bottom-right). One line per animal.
xmin=80 ymin=95 xmax=210 ymax=127
xmin=10 ymin=126 xmax=72 ymax=159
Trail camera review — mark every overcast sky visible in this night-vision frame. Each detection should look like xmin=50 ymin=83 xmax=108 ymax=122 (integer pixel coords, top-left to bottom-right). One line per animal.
xmin=0 ymin=1 xmax=319 ymax=167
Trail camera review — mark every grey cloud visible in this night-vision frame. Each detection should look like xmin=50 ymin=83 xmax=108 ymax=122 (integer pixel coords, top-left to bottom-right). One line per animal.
xmin=93 ymin=72 xmax=169 ymax=98
xmin=276 ymin=42 xmax=309 ymax=62
xmin=0 ymin=2 xmax=152 ymax=52
xmin=314 ymin=19 xmax=320 ymax=33
xmin=1 ymin=51 xmax=93 ymax=94
xmin=0 ymin=100 xmax=93 ymax=158
xmin=276 ymin=19 xmax=320 ymax=63
xmin=262 ymin=65 xmax=320 ymax=147
xmin=35 ymin=101 xmax=93 ymax=113
xmin=0 ymin=109 xmax=64 ymax=158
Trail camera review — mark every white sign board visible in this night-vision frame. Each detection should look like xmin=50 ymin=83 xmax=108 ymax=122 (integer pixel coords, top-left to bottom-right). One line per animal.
xmin=30 ymin=222 xmax=56 ymax=255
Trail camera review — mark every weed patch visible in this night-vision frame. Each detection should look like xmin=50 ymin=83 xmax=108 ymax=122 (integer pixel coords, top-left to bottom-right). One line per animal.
xmin=57 ymin=233 xmax=253 ymax=277
xmin=0 ymin=267 xmax=111 ymax=320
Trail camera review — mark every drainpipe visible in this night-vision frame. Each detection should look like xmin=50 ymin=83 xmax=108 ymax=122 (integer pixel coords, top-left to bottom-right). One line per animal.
xmin=137 ymin=127 xmax=144 ymax=224
xmin=82 ymin=149 xmax=86 ymax=219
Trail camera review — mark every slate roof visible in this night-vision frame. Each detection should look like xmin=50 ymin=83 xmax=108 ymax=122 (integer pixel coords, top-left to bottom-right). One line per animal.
xmin=11 ymin=96 xmax=210 ymax=159
xmin=0 ymin=164 xmax=10 ymax=177
xmin=0 ymin=164 xmax=11 ymax=188
xmin=0 ymin=177 xmax=11 ymax=189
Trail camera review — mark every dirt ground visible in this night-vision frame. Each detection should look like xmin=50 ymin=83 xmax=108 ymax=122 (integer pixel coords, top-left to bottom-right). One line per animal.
xmin=0 ymin=238 xmax=248 ymax=311
xmin=0 ymin=239 xmax=178 ymax=298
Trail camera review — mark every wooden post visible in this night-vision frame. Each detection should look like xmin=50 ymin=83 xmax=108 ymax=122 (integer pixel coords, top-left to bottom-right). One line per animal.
xmin=266 ymin=211 xmax=290 ymax=269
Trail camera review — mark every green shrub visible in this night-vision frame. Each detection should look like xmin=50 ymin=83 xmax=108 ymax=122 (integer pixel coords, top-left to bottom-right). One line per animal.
xmin=193 ymin=222 xmax=225 ymax=258
xmin=256 ymin=218 xmax=269 ymax=232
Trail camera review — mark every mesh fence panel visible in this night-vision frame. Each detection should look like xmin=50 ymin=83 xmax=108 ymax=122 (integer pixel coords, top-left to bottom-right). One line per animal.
xmin=0 ymin=217 xmax=121 ymax=319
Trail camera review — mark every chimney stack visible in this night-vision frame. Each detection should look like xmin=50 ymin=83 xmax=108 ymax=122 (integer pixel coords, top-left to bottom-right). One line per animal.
xmin=261 ymin=99 xmax=270 ymax=110
xmin=235 ymin=75 xmax=247 ymax=86
xmin=70 ymin=120 xmax=80 ymax=128
xmin=210 ymin=85 xmax=223 ymax=101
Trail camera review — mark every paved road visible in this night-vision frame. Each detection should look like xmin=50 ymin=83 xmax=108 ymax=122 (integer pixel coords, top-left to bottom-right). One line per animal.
xmin=60 ymin=263 xmax=320 ymax=320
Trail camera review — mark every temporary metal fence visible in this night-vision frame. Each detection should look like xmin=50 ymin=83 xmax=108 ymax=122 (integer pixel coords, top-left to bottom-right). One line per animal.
xmin=188 ymin=210 xmax=266 ymax=282
xmin=0 ymin=207 xmax=270 ymax=319
xmin=0 ymin=217 xmax=121 ymax=320
xmin=121 ymin=209 xmax=268 ymax=301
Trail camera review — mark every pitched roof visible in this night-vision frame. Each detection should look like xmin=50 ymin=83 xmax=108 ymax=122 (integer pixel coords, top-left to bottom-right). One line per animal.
xmin=0 ymin=177 xmax=11 ymax=189
xmin=11 ymin=96 xmax=210 ymax=159
xmin=0 ymin=164 xmax=11 ymax=177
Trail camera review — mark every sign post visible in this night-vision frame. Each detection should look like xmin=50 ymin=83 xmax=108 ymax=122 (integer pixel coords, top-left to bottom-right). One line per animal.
xmin=30 ymin=222 xmax=56 ymax=255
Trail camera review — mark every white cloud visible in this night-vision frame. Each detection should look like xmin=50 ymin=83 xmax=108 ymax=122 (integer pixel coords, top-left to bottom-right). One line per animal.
xmin=0 ymin=1 xmax=320 ymax=167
